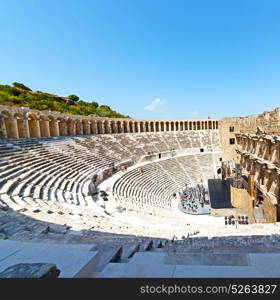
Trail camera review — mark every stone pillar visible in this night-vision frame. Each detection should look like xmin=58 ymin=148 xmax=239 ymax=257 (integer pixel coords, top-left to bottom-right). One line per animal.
xmin=0 ymin=116 xmax=7 ymax=138
xmin=150 ymin=122 xmax=154 ymax=132
xmin=117 ymin=122 xmax=123 ymax=133
xmin=28 ymin=117 xmax=41 ymax=138
xmin=18 ymin=116 xmax=30 ymax=138
xmin=91 ymin=120 xmax=97 ymax=134
xmin=146 ymin=122 xmax=150 ymax=132
xmin=50 ymin=119 xmax=59 ymax=137
xmin=83 ymin=121 xmax=91 ymax=135
xmin=67 ymin=121 xmax=74 ymax=136
xmin=40 ymin=119 xmax=50 ymax=137
xmin=59 ymin=120 xmax=68 ymax=136
xmin=129 ymin=122 xmax=134 ymax=133
xmin=8 ymin=117 xmax=19 ymax=138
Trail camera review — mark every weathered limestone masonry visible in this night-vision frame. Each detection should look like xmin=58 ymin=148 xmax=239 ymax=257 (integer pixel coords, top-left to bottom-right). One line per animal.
xmin=219 ymin=107 xmax=280 ymax=223
xmin=0 ymin=105 xmax=219 ymax=139
xmin=219 ymin=107 xmax=280 ymax=161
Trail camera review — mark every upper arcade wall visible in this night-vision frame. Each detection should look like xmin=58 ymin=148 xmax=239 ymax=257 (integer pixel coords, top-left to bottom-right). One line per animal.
xmin=0 ymin=105 xmax=219 ymax=139
xmin=219 ymin=107 xmax=280 ymax=160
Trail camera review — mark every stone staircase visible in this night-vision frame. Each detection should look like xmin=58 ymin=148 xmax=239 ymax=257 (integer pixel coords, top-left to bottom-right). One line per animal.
xmin=97 ymin=235 xmax=280 ymax=278
xmin=2 ymin=234 xmax=280 ymax=278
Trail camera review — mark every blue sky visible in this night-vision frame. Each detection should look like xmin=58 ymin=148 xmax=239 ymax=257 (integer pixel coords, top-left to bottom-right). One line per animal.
xmin=0 ymin=0 xmax=280 ymax=120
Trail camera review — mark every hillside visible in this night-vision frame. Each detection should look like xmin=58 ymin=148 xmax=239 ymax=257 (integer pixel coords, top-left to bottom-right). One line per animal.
xmin=0 ymin=82 xmax=129 ymax=118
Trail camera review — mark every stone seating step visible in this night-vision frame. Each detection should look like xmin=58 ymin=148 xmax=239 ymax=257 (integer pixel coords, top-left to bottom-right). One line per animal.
xmin=120 ymin=243 xmax=140 ymax=260
xmin=89 ymin=244 xmax=123 ymax=276
xmin=164 ymin=253 xmax=249 ymax=266
xmin=0 ymin=240 xmax=99 ymax=278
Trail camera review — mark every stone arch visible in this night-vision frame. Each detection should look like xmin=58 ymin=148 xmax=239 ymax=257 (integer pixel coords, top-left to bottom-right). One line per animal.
xmin=91 ymin=120 xmax=97 ymax=134
xmin=197 ymin=121 xmax=201 ymax=130
xmin=166 ymin=122 xmax=170 ymax=131
xmin=110 ymin=120 xmax=116 ymax=133
xmin=175 ymin=122 xmax=179 ymax=131
xmin=123 ymin=121 xmax=128 ymax=133
xmin=145 ymin=122 xmax=149 ymax=132
xmin=201 ymin=121 xmax=204 ymax=130
xmin=134 ymin=122 xmax=139 ymax=133
xmin=208 ymin=121 xmax=212 ymax=129
xmin=160 ymin=121 xmax=165 ymax=131
xmin=155 ymin=122 xmax=159 ymax=132
xmin=117 ymin=120 xmax=122 ymax=133
xmin=149 ymin=121 xmax=154 ymax=132
xmin=104 ymin=120 xmax=110 ymax=134
xmin=83 ymin=119 xmax=91 ymax=135
xmin=184 ymin=121 xmax=188 ymax=130
xmin=189 ymin=122 xmax=192 ymax=130
xmin=67 ymin=118 xmax=75 ymax=136
xmin=58 ymin=117 xmax=67 ymax=136
xmin=170 ymin=122 xmax=174 ymax=131
xmin=139 ymin=122 xmax=144 ymax=133
xmin=49 ymin=115 xmax=59 ymax=136
xmin=204 ymin=121 xmax=208 ymax=130
xmin=179 ymin=122 xmax=183 ymax=131
xmin=216 ymin=121 xmax=218 ymax=129
xmin=97 ymin=120 xmax=103 ymax=134
xmin=39 ymin=114 xmax=50 ymax=137
xmin=193 ymin=122 xmax=196 ymax=130
xmin=14 ymin=112 xmax=29 ymax=138
xmin=76 ymin=119 xmax=83 ymax=135
xmin=27 ymin=112 xmax=40 ymax=138
xmin=129 ymin=121 xmax=134 ymax=133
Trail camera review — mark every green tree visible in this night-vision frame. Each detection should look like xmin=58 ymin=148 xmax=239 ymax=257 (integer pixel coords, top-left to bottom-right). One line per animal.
xmin=90 ymin=101 xmax=99 ymax=108
xmin=12 ymin=82 xmax=32 ymax=91
xmin=68 ymin=94 xmax=79 ymax=102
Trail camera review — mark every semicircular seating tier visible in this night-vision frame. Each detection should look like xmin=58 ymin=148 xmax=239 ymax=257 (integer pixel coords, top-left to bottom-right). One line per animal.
xmin=0 ymin=130 xmax=222 ymax=218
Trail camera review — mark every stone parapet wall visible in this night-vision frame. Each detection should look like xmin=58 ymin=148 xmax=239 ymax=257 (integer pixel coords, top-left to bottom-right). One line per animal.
xmin=0 ymin=105 xmax=219 ymax=139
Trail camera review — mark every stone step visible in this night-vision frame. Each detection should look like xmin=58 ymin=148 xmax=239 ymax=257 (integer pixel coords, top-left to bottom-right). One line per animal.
xmin=0 ymin=240 xmax=99 ymax=278
xmin=89 ymin=245 xmax=123 ymax=276
xmin=98 ymin=262 xmax=280 ymax=278
xmin=139 ymin=240 xmax=153 ymax=251
xmin=128 ymin=252 xmax=166 ymax=264
xmin=98 ymin=262 xmax=175 ymax=278
xmin=164 ymin=253 xmax=249 ymax=266
xmin=120 ymin=243 xmax=140 ymax=260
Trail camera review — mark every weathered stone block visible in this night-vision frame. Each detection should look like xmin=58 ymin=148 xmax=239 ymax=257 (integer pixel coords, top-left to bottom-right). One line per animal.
xmin=0 ymin=263 xmax=60 ymax=278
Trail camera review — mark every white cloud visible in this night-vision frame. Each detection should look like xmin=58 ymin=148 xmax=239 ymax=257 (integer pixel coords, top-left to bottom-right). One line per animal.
xmin=191 ymin=111 xmax=198 ymax=116
xmin=144 ymin=98 xmax=166 ymax=111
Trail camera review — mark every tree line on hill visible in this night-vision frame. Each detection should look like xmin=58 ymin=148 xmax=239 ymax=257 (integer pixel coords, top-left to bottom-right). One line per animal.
xmin=0 ymin=82 xmax=129 ymax=118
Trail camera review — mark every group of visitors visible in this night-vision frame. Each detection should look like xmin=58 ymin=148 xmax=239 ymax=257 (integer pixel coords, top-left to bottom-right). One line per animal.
xmin=224 ymin=215 xmax=249 ymax=225
xmin=178 ymin=182 xmax=209 ymax=213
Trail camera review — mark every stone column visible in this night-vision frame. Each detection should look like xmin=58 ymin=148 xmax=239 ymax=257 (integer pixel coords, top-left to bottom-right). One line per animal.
xmin=50 ymin=119 xmax=59 ymax=137
xmin=118 ymin=122 xmax=123 ymax=133
xmin=28 ymin=117 xmax=41 ymax=138
xmin=8 ymin=117 xmax=19 ymax=138
xmin=83 ymin=121 xmax=91 ymax=135
xmin=0 ymin=116 xmax=7 ymax=138
xmin=40 ymin=119 xmax=50 ymax=137
xmin=146 ymin=122 xmax=150 ymax=132
xmin=19 ymin=116 xmax=30 ymax=138
xmin=149 ymin=122 xmax=153 ymax=132
xmin=59 ymin=120 xmax=68 ymax=136
xmin=91 ymin=120 xmax=97 ymax=134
